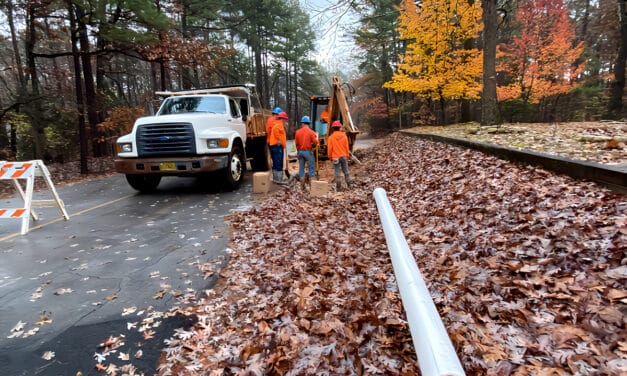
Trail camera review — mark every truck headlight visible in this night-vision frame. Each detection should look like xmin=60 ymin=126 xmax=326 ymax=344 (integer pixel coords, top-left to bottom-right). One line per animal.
xmin=207 ymin=138 xmax=229 ymax=148
xmin=117 ymin=143 xmax=133 ymax=153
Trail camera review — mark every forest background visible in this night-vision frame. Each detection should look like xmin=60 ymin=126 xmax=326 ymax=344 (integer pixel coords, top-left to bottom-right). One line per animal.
xmin=0 ymin=0 xmax=625 ymax=173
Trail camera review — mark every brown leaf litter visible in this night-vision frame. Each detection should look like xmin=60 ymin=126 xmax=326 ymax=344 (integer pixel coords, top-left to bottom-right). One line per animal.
xmin=155 ymin=133 xmax=626 ymax=375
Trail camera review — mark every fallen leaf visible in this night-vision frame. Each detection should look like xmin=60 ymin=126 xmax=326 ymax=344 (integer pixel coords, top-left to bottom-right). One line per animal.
xmin=36 ymin=311 xmax=53 ymax=325
xmin=54 ymin=288 xmax=74 ymax=295
xmin=41 ymin=351 xmax=55 ymax=361
xmin=121 ymin=307 xmax=137 ymax=316
xmin=153 ymin=290 xmax=166 ymax=300
xmin=10 ymin=321 xmax=26 ymax=332
xmin=143 ymin=330 xmax=155 ymax=340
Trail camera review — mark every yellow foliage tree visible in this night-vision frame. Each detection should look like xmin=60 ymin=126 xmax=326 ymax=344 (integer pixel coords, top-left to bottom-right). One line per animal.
xmin=385 ymin=0 xmax=483 ymax=121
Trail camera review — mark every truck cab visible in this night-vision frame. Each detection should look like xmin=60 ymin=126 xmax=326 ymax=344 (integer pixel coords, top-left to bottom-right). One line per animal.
xmin=114 ymin=85 xmax=269 ymax=192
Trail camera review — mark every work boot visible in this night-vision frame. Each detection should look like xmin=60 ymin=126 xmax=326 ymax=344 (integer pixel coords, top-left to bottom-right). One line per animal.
xmin=346 ymin=178 xmax=352 ymax=189
xmin=336 ymin=181 xmax=342 ymax=191
xmin=272 ymin=171 xmax=285 ymax=184
xmin=300 ymin=176 xmax=306 ymax=189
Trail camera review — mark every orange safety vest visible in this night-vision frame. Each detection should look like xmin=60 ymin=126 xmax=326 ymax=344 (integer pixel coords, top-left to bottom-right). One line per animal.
xmin=327 ymin=130 xmax=349 ymax=159
xmin=295 ymin=126 xmax=318 ymax=151
xmin=320 ymin=109 xmax=329 ymax=123
xmin=266 ymin=116 xmax=280 ymax=143
xmin=269 ymin=121 xmax=287 ymax=147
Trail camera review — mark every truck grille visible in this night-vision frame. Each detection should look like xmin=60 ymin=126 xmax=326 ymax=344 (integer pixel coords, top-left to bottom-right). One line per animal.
xmin=137 ymin=123 xmax=196 ymax=156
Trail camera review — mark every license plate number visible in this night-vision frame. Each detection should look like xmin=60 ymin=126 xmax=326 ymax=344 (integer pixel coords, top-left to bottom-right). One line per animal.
xmin=159 ymin=162 xmax=176 ymax=171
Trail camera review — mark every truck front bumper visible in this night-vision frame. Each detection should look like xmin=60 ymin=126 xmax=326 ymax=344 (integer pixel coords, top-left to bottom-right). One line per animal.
xmin=114 ymin=155 xmax=229 ymax=175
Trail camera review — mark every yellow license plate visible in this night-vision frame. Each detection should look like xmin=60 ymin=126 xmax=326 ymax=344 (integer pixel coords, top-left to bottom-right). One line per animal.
xmin=159 ymin=162 xmax=176 ymax=171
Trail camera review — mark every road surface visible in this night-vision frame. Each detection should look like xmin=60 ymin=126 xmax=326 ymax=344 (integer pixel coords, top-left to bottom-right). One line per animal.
xmin=0 ymin=174 xmax=259 ymax=375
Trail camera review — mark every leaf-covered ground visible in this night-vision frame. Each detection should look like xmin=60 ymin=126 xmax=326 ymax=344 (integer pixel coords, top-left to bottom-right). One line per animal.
xmin=404 ymin=121 xmax=626 ymax=166
xmin=157 ymin=133 xmax=626 ymax=375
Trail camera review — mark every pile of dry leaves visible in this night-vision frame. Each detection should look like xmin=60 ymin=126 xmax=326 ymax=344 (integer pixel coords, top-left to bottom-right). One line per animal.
xmin=156 ymin=134 xmax=626 ymax=375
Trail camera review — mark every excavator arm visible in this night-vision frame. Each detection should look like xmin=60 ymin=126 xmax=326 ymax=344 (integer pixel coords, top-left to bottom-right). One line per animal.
xmin=311 ymin=76 xmax=360 ymax=162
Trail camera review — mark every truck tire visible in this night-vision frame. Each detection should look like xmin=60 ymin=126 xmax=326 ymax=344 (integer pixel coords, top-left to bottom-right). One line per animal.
xmin=125 ymin=174 xmax=161 ymax=192
xmin=248 ymin=137 xmax=270 ymax=171
xmin=223 ymin=146 xmax=244 ymax=190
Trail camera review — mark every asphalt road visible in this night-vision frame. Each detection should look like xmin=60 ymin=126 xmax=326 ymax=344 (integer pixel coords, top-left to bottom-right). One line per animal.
xmin=0 ymin=173 xmax=259 ymax=375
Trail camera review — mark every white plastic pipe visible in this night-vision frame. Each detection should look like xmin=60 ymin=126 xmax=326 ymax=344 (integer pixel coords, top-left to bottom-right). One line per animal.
xmin=373 ymin=188 xmax=465 ymax=376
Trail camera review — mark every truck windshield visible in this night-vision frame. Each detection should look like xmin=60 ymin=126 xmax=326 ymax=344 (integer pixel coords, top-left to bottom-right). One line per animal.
xmin=158 ymin=96 xmax=227 ymax=115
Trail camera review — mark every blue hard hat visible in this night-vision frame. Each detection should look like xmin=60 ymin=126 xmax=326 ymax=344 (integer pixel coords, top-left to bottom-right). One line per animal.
xmin=272 ymin=107 xmax=283 ymax=114
xmin=300 ymin=115 xmax=311 ymax=123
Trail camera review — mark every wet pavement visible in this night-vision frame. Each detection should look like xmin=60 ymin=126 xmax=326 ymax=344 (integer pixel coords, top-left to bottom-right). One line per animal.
xmin=0 ymin=174 xmax=257 ymax=375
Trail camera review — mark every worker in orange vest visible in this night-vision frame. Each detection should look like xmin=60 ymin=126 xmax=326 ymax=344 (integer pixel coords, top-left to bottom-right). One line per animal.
xmin=320 ymin=106 xmax=329 ymax=124
xmin=327 ymin=120 xmax=351 ymax=190
xmin=294 ymin=115 xmax=318 ymax=187
xmin=268 ymin=111 xmax=289 ymax=184
xmin=266 ymin=107 xmax=283 ymax=145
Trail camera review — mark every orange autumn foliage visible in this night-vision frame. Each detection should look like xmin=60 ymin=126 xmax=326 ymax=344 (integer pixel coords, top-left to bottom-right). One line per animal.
xmin=97 ymin=106 xmax=145 ymax=143
xmin=497 ymin=0 xmax=585 ymax=103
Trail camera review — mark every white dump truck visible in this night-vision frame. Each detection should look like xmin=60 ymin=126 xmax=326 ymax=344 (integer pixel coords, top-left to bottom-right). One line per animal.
xmin=114 ymin=85 xmax=270 ymax=192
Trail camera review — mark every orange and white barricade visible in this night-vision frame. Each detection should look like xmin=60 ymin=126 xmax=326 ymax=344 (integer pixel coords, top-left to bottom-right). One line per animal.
xmin=0 ymin=160 xmax=70 ymax=235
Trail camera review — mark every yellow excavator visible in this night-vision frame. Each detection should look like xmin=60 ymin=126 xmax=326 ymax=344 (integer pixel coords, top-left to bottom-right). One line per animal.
xmin=309 ymin=76 xmax=359 ymax=166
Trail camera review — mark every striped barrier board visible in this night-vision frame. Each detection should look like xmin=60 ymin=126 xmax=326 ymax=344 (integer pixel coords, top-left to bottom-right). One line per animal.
xmin=0 ymin=209 xmax=28 ymax=218
xmin=0 ymin=160 xmax=69 ymax=235
xmin=0 ymin=162 xmax=35 ymax=179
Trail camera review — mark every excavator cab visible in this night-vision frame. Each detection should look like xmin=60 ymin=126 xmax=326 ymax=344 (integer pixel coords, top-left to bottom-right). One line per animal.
xmin=309 ymin=77 xmax=359 ymax=160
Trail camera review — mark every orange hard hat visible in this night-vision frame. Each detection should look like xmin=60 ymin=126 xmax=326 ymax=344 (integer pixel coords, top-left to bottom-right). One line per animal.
xmin=277 ymin=112 xmax=288 ymax=120
xmin=331 ymin=120 xmax=342 ymax=128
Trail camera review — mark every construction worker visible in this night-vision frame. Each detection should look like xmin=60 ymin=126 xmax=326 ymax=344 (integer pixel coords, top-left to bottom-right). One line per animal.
xmin=327 ymin=120 xmax=351 ymax=190
xmin=295 ymin=116 xmax=318 ymax=187
xmin=269 ymin=111 xmax=288 ymax=184
xmin=266 ymin=107 xmax=283 ymax=145
xmin=320 ymin=106 xmax=329 ymax=123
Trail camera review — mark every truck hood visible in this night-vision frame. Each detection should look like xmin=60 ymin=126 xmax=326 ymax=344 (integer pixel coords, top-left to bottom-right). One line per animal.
xmin=136 ymin=113 xmax=228 ymax=125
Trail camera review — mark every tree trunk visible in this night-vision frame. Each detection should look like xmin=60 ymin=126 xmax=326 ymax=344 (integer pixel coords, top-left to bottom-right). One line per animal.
xmin=160 ymin=60 xmax=168 ymax=91
xmin=608 ymin=0 xmax=626 ymax=118
xmin=68 ymin=1 xmax=89 ymax=174
xmin=6 ymin=0 xmax=26 ymax=90
xmin=481 ymin=0 xmax=500 ymax=125
xmin=77 ymin=11 xmax=104 ymax=157
xmin=25 ymin=2 xmax=46 ymax=159
xmin=96 ymin=37 xmax=109 ymax=106
xmin=5 ymin=0 xmax=25 ymax=158
xmin=255 ymin=48 xmax=265 ymax=107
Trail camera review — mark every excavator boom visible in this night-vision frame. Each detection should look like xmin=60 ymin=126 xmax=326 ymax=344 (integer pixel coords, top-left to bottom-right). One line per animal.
xmin=309 ymin=76 xmax=359 ymax=160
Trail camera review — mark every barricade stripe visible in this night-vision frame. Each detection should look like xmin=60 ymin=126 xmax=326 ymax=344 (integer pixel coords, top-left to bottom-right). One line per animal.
xmin=0 ymin=209 xmax=5 ymax=217
xmin=11 ymin=209 xmax=26 ymax=218
xmin=10 ymin=163 xmax=33 ymax=178
xmin=0 ymin=163 xmax=15 ymax=179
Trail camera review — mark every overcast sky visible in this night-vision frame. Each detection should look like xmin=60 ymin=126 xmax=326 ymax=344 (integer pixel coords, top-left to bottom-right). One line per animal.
xmin=299 ymin=0 xmax=360 ymax=74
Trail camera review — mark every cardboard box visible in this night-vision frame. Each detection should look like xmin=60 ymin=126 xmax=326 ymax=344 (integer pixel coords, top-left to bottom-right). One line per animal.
xmin=253 ymin=171 xmax=271 ymax=193
xmin=310 ymin=180 xmax=328 ymax=197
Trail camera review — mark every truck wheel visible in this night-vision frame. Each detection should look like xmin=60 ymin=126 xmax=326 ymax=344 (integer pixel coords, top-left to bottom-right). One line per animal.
xmin=125 ymin=174 xmax=161 ymax=192
xmin=249 ymin=138 xmax=270 ymax=171
xmin=224 ymin=146 xmax=244 ymax=190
